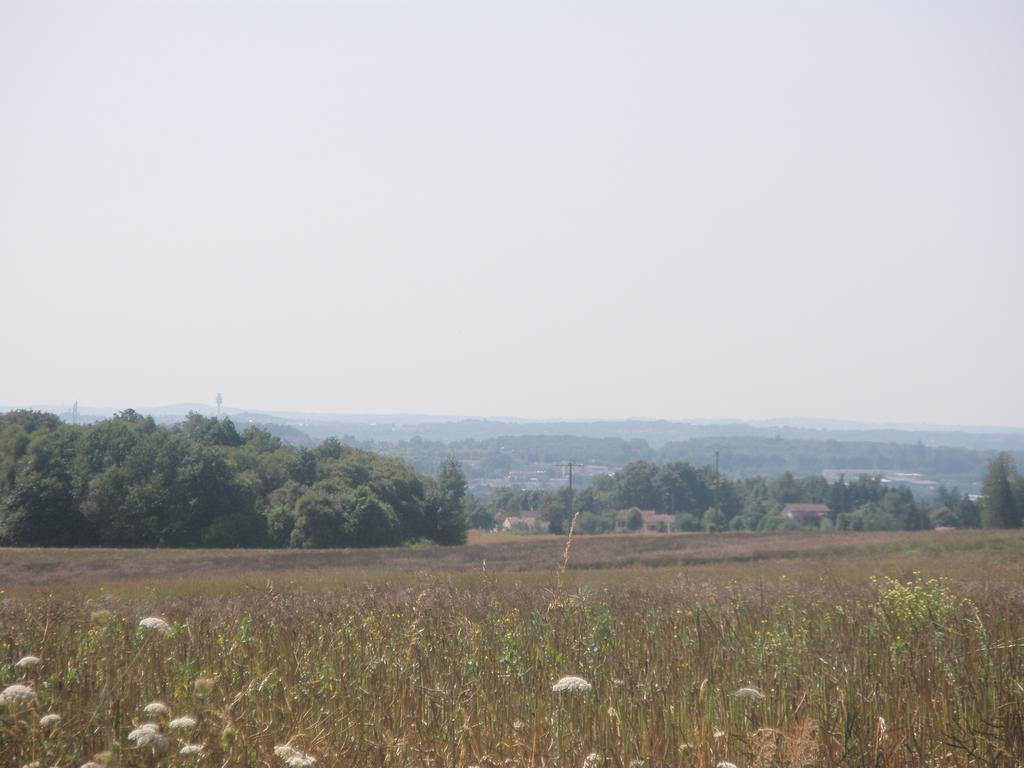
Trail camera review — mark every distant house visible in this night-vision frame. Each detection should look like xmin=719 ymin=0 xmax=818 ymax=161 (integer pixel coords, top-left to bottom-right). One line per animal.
xmin=502 ymin=515 xmax=540 ymax=532
xmin=614 ymin=509 xmax=675 ymax=533
xmin=781 ymin=503 xmax=832 ymax=527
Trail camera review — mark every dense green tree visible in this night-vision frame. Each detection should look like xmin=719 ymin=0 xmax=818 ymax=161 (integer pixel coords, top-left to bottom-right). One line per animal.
xmin=176 ymin=412 xmax=242 ymax=447
xmin=1014 ymin=475 xmax=1024 ymax=528
xmin=289 ymin=448 xmax=319 ymax=485
xmin=0 ymin=423 xmax=31 ymax=494
xmin=702 ymin=506 xmax=725 ymax=532
xmin=980 ymin=453 xmax=1020 ymax=528
xmin=625 ymin=507 xmax=643 ymax=531
xmin=573 ymin=486 xmax=613 ymax=516
xmin=465 ymin=495 xmax=495 ymax=530
xmin=427 ymin=456 xmax=469 ymax=544
xmin=327 ymin=451 xmax=429 ymax=540
xmin=289 ymin=482 xmax=349 ymax=548
xmin=655 ymin=462 xmax=708 ymax=514
xmin=541 ymin=487 xmax=572 ymax=534
xmin=959 ymin=496 xmax=981 ymax=528
xmin=0 ymin=409 xmax=63 ymax=433
xmin=290 ymin=482 xmax=400 ymax=549
xmin=0 ymin=427 xmax=91 ymax=546
xmin=577 ymin=511 xmax=614 ymax=533
xmin=0 ymin=410 xmax=464 ymax=549
xmin=930 ymin=505 xmax=959 ymax=528
xmin=769 ymin=472 xmax=801 ymax=504
xmin=615 ymin=461 xmax=661 ymax=511
xmin=828 ymin=475 xmax=852 ymax=514
xmin=264 ymin=480 xmax=306 ymax=546
xmin=851 ymin=502 xmax=901 ymax=531
xmin=241 ymin=426 xmax=283 ymax=453
xmin=881 ymin=487 xmax=926 ymax=530
xmin=79 ymin=429 xmax=262 ymax=547
xmin=230 ymin=440 xmax=293 ymax=495
xmin=674 ymin=512 xmax=701 ymax=531
xmin=729 ymin=515 xmax=752 ymax=531
xmin=759 ymin=515 xmax=801 ymax=532
xmin=315 ymin=437 xmax=345 ymax=461
xmin=738 ymin=477 xmax=775 ymax=522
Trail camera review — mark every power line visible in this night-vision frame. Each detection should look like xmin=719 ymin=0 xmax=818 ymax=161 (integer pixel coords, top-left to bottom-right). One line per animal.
xmin=563 ymin=462 xmax=584 ymax=525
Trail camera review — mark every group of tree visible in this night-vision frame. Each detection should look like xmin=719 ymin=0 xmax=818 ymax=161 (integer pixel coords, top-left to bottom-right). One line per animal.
xmin=0 ymin=410 xmax=468 ymax=548
xmin=472 ymin=454 xmax=1024 ymax=534
xmin=978 ymin=453 xmax=1024 ymax=528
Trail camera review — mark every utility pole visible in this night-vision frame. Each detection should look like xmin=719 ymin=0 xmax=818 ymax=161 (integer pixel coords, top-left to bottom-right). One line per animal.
xmin=714 ymin=451 xmax=720 ymax=520
xmin=563 ymin=462 xmax=584 ymax=531
xmin=555 ymin=462 xmax=586 ymax=598
xmin=72 ymin=401 xmax=79 ymax=426
xmin=216 ymin=392 xmax=223 ymax=418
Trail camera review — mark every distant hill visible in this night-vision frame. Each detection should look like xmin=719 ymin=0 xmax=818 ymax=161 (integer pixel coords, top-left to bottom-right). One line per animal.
xmin=210 ymin=414 xmax=1024 ymax=453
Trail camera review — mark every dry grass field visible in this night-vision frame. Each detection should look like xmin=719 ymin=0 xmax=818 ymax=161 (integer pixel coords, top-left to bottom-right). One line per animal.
xmin=2 ymin=530 xmax=1024 ymax=767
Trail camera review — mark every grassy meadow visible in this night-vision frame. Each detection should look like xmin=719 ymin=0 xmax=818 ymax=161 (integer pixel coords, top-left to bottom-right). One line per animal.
xmin=2 ymin=530 xmax=1024 ymax=767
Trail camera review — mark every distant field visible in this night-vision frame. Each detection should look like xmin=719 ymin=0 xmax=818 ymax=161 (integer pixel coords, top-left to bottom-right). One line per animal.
xmin=3 ymin=531 xmax=1024 ymax=767
xmin=3 ymin=529 xmax=1023 ymax=591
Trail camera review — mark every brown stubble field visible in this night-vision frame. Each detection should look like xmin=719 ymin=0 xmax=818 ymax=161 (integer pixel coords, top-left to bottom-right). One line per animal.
xmin=2 ymin=530 xmax=1024 ymax=767
xmin=2 ymin=529 xmax=1022 ymax=590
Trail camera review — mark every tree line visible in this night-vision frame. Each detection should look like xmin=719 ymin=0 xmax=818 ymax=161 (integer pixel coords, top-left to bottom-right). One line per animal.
xmin=2 ymin=407 xmax=1020 ymax=547
xmin=0 ymin=410 xmax=468 ymax=548
xmin=468 ymin=455 xmax=1024 ymax=533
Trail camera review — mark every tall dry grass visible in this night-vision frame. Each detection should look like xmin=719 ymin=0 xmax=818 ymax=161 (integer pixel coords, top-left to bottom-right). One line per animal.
xmin=1 ymin=534 xmax=1023 ymax=766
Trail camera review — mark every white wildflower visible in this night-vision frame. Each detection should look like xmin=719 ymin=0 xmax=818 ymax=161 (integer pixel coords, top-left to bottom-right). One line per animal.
xmin=551 ymin=675 xmax=592 ymax=693
xmin=39 ymin=713 xmax=62 ymax=727
xmin=139 ymin=616 xmax=172 ymax=635
xmin=15 ymin=655 xmax=41 ymax=670
xmin=179 ymin=744 xmax=203 ymax=755
xmin=170 ymin=715 xmax=197 ymax=730
xmin=733 ymin=686 xmax=765 ymax=701
xmin=0 ymin=683 xmax=37 ymax=705
xmin=128 ymin=722 xmax=168 ymax=750
xmin=583 ymin=753 xmax=602 ymax=768
xmin=21 ymin=762 xmax=41 ymax=768
xmin=713 ymin=727 xmax=726 ymax=739
xmin=717 ymin=762 xmax=739 ymax=768
xmin=128 ymin=722 xmax=160 ymax=740
xmin=275 ymin=744 xmax=317 ymax=767
xmin=143 ymin=701 xmax=169 ymax=716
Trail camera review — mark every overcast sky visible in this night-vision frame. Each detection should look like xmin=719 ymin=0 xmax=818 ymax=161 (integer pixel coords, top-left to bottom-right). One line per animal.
xmin=1 ymin=0 xmax=1021 ymax=427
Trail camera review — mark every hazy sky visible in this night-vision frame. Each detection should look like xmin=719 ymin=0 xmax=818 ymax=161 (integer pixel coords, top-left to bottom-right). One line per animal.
xmin=2 ymin=0 xmax=1022 ymax=426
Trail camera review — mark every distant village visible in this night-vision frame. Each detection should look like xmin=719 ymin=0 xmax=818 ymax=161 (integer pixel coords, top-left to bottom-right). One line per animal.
xmin=467 ymin=459 xmax=944 ymax=497
xmin=501 ymin=503 xmax=841 ymax=533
